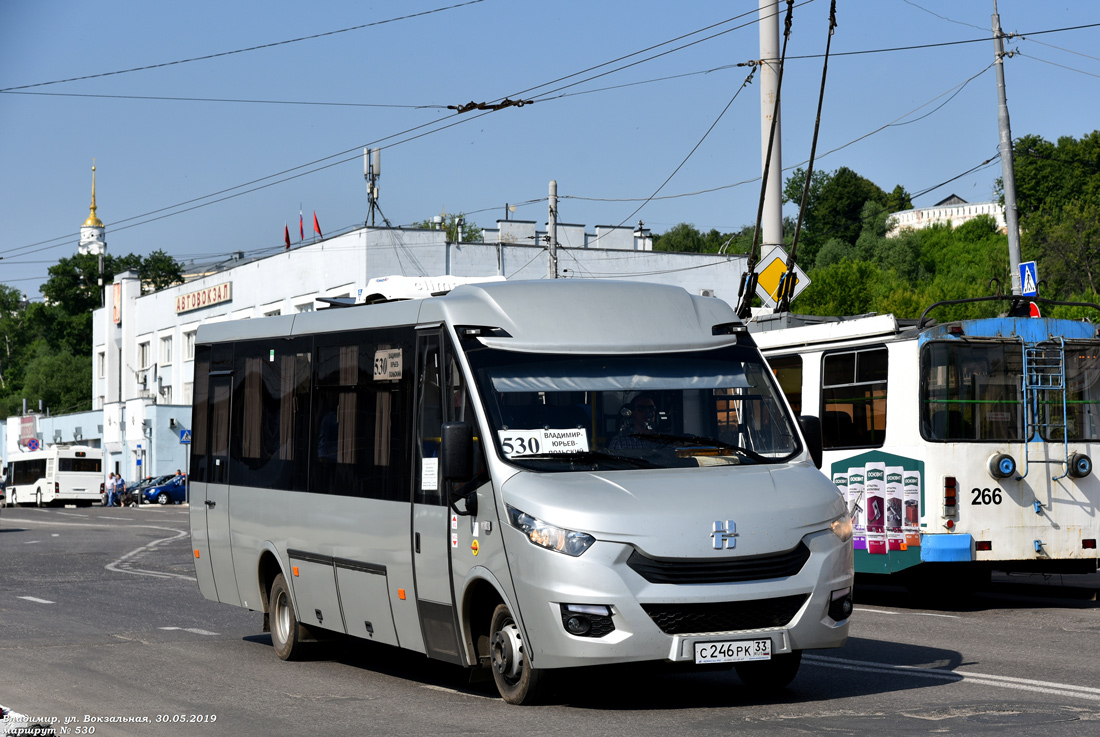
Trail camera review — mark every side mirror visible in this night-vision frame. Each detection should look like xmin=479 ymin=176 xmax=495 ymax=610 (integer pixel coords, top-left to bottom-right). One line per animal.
xmin=798 ymin=415 xmax=823 ymax=469
xmin=440 ymin=422 xmax=473 ymax=482
xmin=441 ymin=422 xmax=477 ymax=516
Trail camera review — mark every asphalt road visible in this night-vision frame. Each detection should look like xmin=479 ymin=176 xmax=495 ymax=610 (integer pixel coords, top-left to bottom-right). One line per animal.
xmin=1 ymin=504 xmax=1098 ymax=736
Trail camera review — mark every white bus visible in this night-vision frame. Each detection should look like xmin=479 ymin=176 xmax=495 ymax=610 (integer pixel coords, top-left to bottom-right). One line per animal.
xmin=189 ymin=280 xmax=854 ymax=704
xmin=5 ymin=445 xmax=105 ymax=508
xmin=749 ymin=299 xmax=1100 ymax=589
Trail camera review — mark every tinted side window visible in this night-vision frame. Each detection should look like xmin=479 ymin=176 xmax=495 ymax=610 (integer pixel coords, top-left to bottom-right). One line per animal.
xmin=310 ymin=327 xmax=414 ymax=501
xmin=822 ymin=347 xmax=888 ymax=449
xmin=229 ymin=337 xmax=312 ymax=491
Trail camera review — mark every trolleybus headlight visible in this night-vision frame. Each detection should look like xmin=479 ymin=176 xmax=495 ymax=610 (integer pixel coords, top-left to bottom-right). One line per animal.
xmin=987 ymin=452 xmax=1017 ymax=480
xmin=829 ymin=513 xmax=853 ymax=543
xmin=505 ymin=505 xmax=595 ymax=556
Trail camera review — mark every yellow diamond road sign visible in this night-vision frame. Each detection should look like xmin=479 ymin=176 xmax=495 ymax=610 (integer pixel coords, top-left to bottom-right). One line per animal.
xmin=755 ymin=246 xmax=809 ymax=307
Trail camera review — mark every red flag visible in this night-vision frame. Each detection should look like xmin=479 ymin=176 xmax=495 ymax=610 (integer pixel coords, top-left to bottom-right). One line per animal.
xmin=284 ymin=224 xmax=290 ymax=250
xmin=313 ymin=211 xmax=323 ymax=239
xmin=299 ymin=209 xmax=304 ymax=241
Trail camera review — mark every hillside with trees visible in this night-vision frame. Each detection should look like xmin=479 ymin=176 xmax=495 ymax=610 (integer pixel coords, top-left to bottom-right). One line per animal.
xmin=654 ymin=130 xmax=1100 ymax=322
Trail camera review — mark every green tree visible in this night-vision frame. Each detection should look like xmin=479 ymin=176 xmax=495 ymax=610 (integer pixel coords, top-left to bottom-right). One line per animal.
xmin=20 ymin=346 xmax=92 ymax=415
xmin=140 ymin=249 xmax=185 ymax=292
xmin=414 ymin=213 xmax=482 ymax=243
xmin=1023 ymin=200 xmax=1100 ymax=295
xmin=784 ymin=166 xmax=909 ymax=266
xmin=653 ymin=222 xmax=705 ymax=252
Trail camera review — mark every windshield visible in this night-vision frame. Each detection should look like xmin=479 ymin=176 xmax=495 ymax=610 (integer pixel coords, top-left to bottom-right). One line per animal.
xmin=464 ymin=343 xmax=801 ymax=472
xmin=921 ymin=340 xmax=1100 ymax=442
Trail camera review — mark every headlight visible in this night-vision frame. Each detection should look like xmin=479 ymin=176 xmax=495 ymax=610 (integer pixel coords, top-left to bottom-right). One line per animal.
xmin=505 ymin=505 xmax=595 ymax=557
xmin=830 ymin=513 xmax=853 ymax=542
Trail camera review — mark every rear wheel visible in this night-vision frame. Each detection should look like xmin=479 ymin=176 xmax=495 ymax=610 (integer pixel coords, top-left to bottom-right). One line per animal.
xmin=489 ymin=603 xmax=546 ymax=704
xmin=734 ymin=650 xmax=802 ymax=691
xmin=269 ymin=573 xmax=306 ymax=661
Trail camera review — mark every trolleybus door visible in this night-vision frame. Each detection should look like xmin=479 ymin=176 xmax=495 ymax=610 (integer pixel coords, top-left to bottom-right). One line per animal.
xmin=411 ymin=330 xmax=463 ymax=663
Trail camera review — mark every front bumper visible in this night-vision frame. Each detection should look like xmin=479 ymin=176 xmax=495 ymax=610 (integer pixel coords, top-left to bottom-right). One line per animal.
xmin=504 ymin=526 xmax=853 ymax=670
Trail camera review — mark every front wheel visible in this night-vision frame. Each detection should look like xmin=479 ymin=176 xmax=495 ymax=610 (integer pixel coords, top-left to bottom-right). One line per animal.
xmin=489 ymin=603 xmax=547 ymax=704
xmin=734 ymin=650 xmax=802 ymax=691
xmin=156 ymin=492 xmax=170 ymax=505
xmin=269 ymin=573 xmax=307 ymax=661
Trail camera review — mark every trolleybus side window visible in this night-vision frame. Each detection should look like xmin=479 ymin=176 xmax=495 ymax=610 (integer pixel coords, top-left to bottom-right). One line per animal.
xmin=768 ymin=355 xmax=803 ymax=416
xmin=821 ymin=347 xmax=887 ymax=449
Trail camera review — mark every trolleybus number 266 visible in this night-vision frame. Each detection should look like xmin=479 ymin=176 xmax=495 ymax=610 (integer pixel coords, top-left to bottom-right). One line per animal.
xmin=972 ymin=487 xmax=1003 ymax=505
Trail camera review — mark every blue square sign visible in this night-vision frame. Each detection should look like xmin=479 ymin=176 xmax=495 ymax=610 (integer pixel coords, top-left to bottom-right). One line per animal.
xmin=1020 ymin=261 xmax=1038 ymax=297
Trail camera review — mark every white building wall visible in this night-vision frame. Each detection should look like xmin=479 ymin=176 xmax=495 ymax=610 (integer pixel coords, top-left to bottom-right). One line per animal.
xmin=887 ymin=201 xmax=1006 ymax=237
xmin=76 ymin=224 xmax=749 ymax=481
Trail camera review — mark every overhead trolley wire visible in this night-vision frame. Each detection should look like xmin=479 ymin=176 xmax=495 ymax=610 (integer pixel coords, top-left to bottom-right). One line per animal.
xmin=0 ymin=1 xmax=488 ymax=93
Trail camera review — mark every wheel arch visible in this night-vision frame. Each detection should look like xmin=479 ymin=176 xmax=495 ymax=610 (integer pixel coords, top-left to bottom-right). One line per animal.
xmin=458 ymin=568 xmax=511 ymax=669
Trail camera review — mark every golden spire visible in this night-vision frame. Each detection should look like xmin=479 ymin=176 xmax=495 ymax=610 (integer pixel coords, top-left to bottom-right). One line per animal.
xmin=83 ymin=160 xmax=104 ymax=228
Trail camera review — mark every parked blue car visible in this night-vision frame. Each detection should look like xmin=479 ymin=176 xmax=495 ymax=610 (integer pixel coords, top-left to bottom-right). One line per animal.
xmin=142 ymin=474 xmax=189 ymax=505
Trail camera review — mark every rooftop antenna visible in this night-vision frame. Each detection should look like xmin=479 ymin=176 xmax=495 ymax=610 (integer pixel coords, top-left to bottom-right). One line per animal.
xmin=364 ymin=147 xmax=382 ymax=227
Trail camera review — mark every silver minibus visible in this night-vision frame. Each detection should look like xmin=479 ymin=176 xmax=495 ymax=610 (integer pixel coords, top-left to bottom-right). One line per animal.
xmin=189 ymin=280 xmax=853 ymax=703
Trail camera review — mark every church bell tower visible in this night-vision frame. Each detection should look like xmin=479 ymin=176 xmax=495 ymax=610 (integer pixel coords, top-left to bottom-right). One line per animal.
xmin=78 ymin=162 xmax=106 ymax=256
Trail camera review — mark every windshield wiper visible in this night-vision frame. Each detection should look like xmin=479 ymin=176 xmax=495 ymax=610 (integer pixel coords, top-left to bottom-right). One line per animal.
xmin=517 ymin=450 xmax=659 ymax=469
xmin=635 ymin=432 xmax=771 ymax=463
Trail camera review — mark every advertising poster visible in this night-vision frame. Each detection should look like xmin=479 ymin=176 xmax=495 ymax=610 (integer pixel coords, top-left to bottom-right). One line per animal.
xmin=864 ymin=461 xmax=887 ymax=555
xmin=903 ymin=470 xmax=922 ymax=546
xmin=886 ymin=465 xmax=906 ymax=551
xmin=846 ymin=468 xmax=867 ymax=551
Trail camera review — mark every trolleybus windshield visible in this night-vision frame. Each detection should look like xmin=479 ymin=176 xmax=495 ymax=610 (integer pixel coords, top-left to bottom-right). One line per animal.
xmin=921 ymin=340 xmax=1100 ymax=441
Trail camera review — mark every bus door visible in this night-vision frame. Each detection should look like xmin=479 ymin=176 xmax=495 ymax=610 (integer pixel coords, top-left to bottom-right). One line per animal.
xmin=203 ymin=372 xmax=241 ymax=606
xmin=411 ymin=330 xmax=463 ymax=663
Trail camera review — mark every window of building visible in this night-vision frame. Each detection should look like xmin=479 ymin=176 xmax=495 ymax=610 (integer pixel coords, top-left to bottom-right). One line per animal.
xmin=183 ymin=382 xmax=193 ymax=406
xmin=138 ymin=342 xmax=150 ymax=369
xmin=821 ymin=347 xmax=888 ymax=449
xmin=161 ymin=384 xmax=173 ymax=404
xmin=264 ymin=309 xmax=281 ymax=317
xmin=296 ymin=302 xmax=314 ymax=313
xmin=185 ymin=331 xmax=196 ymax=361
xmin=160 ymin=336 xmax=173 ymax=365
xmin=97 ymin=352 xmax=106 ymax=379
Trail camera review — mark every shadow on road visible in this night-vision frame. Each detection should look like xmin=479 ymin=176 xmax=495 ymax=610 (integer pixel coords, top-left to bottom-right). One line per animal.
xmin=240 ymin=630 xmax=964 ymax=709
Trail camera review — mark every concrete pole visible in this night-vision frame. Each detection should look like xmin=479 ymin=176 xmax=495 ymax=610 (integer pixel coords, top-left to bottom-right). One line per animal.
xmin=759 ymin=0 xmax=784 ymax=251
xmin=548 ymin=180 xmax=559 ymax=279
xmin=993 ymin=1 xmax=1022 ymax=295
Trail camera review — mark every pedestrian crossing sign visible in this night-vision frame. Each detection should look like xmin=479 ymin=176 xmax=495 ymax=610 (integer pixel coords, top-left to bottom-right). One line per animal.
xmin=1020 ymin=261 xmax=1038 ymax=297
xmin=180 ymin=429 xmax=192 ymax=444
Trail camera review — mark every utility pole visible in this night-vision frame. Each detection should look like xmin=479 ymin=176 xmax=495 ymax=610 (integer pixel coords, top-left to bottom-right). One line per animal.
xmin=547 ymin=180 xmax=559 ymax=279
xmin=993 ymin=0 xmax=1023 ymax=295
xmin=759 ymin=0 xmax=784 ymax=252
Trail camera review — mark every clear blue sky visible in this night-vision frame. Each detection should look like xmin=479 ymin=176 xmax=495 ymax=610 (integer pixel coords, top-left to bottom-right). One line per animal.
xmin=1 ymin=0 xmax=1097 ymax=297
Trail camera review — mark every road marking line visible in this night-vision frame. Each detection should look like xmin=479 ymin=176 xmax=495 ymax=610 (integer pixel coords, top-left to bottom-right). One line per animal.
xmin=853 ymin=607 xmax=898 ymax=615
xmin=18 ymin=596 xmax=55 ymax=604
xmin=158 ymin=627 xmax=220 ymax=636
xmin=105 ymin=527 xmax=196 ymax=581
xmin=805 ymin=654 xmax=1100 ymax=701
xmin=912 ymin=612 xmax=961 ymax=619
xmin=23 ymin=541 xmax=41 ymax=545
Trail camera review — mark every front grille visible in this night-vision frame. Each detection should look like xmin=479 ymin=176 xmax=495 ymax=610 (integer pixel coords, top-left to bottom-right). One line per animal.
xmin=627 ymin=542 xmax=810 ymax=585
xmin=642 ymin=594 xmax=808 ymax=635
